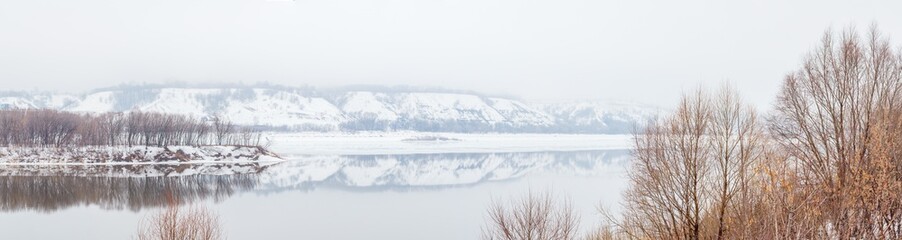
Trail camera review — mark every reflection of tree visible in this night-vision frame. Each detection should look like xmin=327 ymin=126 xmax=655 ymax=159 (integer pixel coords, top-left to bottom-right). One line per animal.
xmin=0 ymin=151 xmax=630 ymax=212
xmin=0 ymin=174 xmax=258 ymax=213
xmin=0 ymin=163 xmax=273 ymax=177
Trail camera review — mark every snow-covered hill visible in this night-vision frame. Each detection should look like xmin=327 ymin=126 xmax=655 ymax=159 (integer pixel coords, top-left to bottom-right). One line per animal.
xmin=336 ymin=91 xmax=556 ymax=132
xmin=0 ymin=92 xmax=78 ymax=110
xmin=538 ymin=100 xmax=664 ymax=133
xmin=0 ymin=87 xmax=660 ymax=133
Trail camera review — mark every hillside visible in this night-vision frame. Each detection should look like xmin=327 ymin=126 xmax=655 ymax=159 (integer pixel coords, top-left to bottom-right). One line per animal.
xmin=0 ymin=86 xmax=661 ymax=133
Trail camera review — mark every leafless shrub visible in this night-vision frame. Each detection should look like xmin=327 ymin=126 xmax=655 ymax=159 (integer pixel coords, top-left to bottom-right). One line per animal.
xmin=135 ymin=205 xmax=224 ymax=240
xmin=0 ymin=109 xmax=261 ymax=148
xmin=482 ymin=191 xmax=580 ymax=240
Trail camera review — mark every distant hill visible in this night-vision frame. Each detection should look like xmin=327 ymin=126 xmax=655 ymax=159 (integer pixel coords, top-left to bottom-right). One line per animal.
xmin=0 ymin=85 xmax=662 ymax=133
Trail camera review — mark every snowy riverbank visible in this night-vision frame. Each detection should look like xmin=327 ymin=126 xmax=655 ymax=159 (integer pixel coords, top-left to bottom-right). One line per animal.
xmin=0 ymin=146 xmax=283 ymax=165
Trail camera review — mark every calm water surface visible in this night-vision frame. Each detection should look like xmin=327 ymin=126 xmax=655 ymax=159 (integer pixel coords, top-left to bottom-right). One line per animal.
xmin=0 ymin=149 xmax=630 ymax=240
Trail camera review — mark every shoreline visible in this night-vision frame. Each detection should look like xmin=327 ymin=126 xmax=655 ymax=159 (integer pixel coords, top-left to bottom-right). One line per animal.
xmin=0 ymin=145 xmax=283 ymax=166
xmin=0 ymin=159 xmax=285 ymax=166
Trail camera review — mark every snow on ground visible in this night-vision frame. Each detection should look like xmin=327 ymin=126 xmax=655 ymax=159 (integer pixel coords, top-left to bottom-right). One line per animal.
xmin=0 ymin=132 xmax=629 ymax=177
xmin=138 ymin=88 xmax=216 ymax=115
xmin=67 ymin=91 xmax=116 ymax=112
xmin=0 ymin=146 xmax=284 ymax=165
xmin=224 ymin=89 xmax=345 ymax=130
xmin=0 ymin=162 xmax=279 ymax=177
xmin=338 ymin=91 xmax=400 ymax=121
xmin=0 ymin=145 xmax=284 ymax=177
xmin=0 ymin=97 xmax=38 ymax=109
xmin=267 ymin=132 xmax=633 ymax=156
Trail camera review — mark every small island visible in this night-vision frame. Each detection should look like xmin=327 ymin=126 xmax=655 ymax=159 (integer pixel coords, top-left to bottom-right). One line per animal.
xmin=0 ymin=109 xmax=282 ymax=176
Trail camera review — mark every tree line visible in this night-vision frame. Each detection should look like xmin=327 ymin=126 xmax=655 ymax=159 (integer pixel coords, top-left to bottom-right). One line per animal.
xmin=606 ymin=26 xmax=902 ymax=239
xmin=0 ymin=109 xmax=262 ymax=148
xmin=483 ymin=26 xmax=902 ymax=239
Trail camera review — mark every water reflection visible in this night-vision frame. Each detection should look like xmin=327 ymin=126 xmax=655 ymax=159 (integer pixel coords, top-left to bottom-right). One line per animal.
xmin=0 ymin=150 xmax=628 ymax=212
xmin=0 ymin=174 xmax=259 ymax=213
xmin=259 ymin=150 xmax=630 ymax=191
xmin=0 ymin=163 xmax=276 ymax=177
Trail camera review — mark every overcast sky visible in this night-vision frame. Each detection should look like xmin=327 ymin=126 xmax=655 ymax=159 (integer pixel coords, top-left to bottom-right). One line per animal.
xmin=1 ymin=0 xmax=901 ymax=108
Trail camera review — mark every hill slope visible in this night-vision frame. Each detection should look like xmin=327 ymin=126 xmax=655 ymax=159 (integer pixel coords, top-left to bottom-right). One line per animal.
xmin=0 ymin=87 xmax=661 ymax=133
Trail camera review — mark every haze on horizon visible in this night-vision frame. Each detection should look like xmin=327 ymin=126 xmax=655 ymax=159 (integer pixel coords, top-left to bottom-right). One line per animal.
xmin=2 ymin=0 xmax=901 ymax=108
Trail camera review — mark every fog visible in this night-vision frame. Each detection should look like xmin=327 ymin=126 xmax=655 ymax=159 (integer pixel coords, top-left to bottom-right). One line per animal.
xmin=1 ymin=0 xmax=901 ymax=108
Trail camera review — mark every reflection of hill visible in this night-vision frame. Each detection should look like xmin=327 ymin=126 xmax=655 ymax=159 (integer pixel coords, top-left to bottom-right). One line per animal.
xmin=258 ymin=150 xmax=629 ymax=191
xmin=0 ymin=175 xmax=258 ymax=212
xmin=0 ymin=150 xmax=628 ymax=212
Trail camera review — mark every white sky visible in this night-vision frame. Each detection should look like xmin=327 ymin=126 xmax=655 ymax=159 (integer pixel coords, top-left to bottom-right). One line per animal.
xmin=1 ymin=0 xmax=901 ymax=108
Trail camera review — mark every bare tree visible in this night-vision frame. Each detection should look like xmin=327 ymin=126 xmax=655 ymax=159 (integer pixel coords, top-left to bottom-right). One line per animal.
xmin=211 ymin=116 xmax=234 ymax=146
xmin=770 ymin=26 xmax=902 ymax=238
xmin=616 ymin=88 xmax=712 ymax=240
xmin=707 ymin=84 xmax=764 ymax=239
xmin=603 ymin=84 xmax=766 ymax=240
xmin=0 ymin=109 xmax=262 ymax=148
xmin=593 ymin=26 xmax=902 ymax=240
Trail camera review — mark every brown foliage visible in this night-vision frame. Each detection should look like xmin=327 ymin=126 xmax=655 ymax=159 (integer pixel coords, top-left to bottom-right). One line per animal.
xmin=769 ymin=25 xmax=902 ymax=239
xmin=598 ymin=26 xmax=902 ymax=240
xmin=604 ymin=85 xmax=764 ymax=240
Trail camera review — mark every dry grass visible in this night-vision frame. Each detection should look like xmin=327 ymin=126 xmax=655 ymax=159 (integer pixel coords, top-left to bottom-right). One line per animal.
xmin=482 ymin=191 xmax=580 ymax=240
xmin=135 ymin=205 xmax=224 ymax=240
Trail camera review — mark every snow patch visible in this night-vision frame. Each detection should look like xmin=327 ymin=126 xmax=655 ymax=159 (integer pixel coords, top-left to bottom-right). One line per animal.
xmin=0 ymin=146 xmax=283 ymax=165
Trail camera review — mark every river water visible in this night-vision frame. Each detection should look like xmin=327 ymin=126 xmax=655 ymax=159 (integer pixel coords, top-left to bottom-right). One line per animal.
xmin=0 ymin=138 xmax=631 ymax=239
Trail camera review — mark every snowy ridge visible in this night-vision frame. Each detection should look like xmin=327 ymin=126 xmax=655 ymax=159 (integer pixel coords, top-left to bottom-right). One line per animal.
xmin=0 ymin=97 xmax=37 ymax=109
xmin=336 ymin=91 xmax=556 ymax=131
xmin=63 ymin=88 xmax=346 ymax=130
xmin=0 ymin=92 xmax=78 ymax=110
xmin=0 ymin=87 xmax=660 ymax=133
xmin=538 ymin=100 xmax=665 ymax=133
